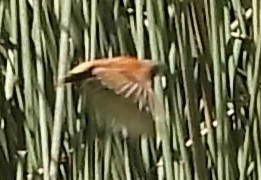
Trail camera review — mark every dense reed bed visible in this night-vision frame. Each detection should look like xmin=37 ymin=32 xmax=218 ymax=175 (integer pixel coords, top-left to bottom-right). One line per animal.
xmin=0 ymin=0 xmax=259 ymax=179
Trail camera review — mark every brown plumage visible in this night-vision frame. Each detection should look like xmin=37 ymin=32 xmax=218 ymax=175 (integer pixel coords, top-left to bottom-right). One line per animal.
xmin=61 ymin=56 xmax=164 ymax=136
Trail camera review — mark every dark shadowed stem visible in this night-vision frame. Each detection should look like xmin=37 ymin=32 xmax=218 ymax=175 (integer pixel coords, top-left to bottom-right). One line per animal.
xmin=239 ymin=28 xmax=261 ymax=180
xmin=167 ymin=43 xmax=192 ymax=180
xmin=173 ymin=2 xmax=207 ymax=179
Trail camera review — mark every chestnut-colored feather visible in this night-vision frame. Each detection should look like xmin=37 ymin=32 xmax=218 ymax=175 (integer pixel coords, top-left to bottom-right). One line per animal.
xmin=61 ymin=56 xmax=162 ymax=136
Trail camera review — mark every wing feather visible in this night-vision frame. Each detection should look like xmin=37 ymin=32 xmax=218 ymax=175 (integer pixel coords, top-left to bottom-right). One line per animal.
xmin=91 ymin=67 xmax=153 ymax=112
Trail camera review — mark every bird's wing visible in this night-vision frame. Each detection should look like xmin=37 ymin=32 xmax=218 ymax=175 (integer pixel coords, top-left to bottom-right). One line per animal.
xmin=91 ymin=67 xmax=153 ymax=111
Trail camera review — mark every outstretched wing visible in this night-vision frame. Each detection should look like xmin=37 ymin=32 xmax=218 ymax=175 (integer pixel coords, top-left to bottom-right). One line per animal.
xmin=91 ymin=67 xmax=153 ymax=111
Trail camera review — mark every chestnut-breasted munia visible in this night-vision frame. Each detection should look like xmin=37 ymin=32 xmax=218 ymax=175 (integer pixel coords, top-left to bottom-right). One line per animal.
xmin=60 ymin=56 xmax=165 ymax=136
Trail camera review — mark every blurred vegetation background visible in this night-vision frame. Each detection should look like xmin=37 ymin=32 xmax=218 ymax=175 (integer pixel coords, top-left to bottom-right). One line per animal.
xmin=0 ymin=0 xmax=259 ymax=179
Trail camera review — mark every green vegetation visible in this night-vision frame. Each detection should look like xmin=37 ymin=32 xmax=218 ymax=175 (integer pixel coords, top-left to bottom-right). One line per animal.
xmin=0 ymin=0 xmax=259 ymax=179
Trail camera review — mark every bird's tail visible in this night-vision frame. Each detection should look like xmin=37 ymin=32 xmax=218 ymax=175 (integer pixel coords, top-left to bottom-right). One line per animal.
xmin=56 ymin=72 xmax=90 ymax=86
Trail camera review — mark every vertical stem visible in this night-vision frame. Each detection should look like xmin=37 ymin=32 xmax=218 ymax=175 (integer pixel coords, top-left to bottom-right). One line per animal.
xmin=19 ymin=0 xmax=33 ymax=129
xmin=49 ymin=0 xmax=71 ymax=179
xmin=173 ymin=1 xmax=207 ymax=179
xmin=90 ymin=0 xmax=97 ymax=60
xmin=33 ymin=0 xmax=49 ymax=179
xmin=16 ymin=152 xmax=26 ymax=180
xmin=19 ymin=0 xmax=38 ymax=173
xmin=209 ymin=0 xmax=226 ymax=179
xmin=135 ymin=0 xmax=144 ymax=58
xmin=147 ymin=0 xmax=174 ymax=179
xmin=5 ymin=0 xmax=18 ymax=100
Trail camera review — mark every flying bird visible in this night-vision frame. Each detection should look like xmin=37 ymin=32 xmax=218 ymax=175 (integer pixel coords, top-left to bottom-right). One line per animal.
xmin=60 ymin=56 xmax=165 ymax=136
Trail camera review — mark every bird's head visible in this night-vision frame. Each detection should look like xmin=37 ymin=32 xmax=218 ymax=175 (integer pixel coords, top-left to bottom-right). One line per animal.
xmin=151 ymin=62 xmax=167 ymax=77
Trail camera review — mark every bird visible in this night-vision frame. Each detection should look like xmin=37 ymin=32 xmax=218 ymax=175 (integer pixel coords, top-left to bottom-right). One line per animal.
xmin=60 ymin=56 xmax=165 ymax=136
